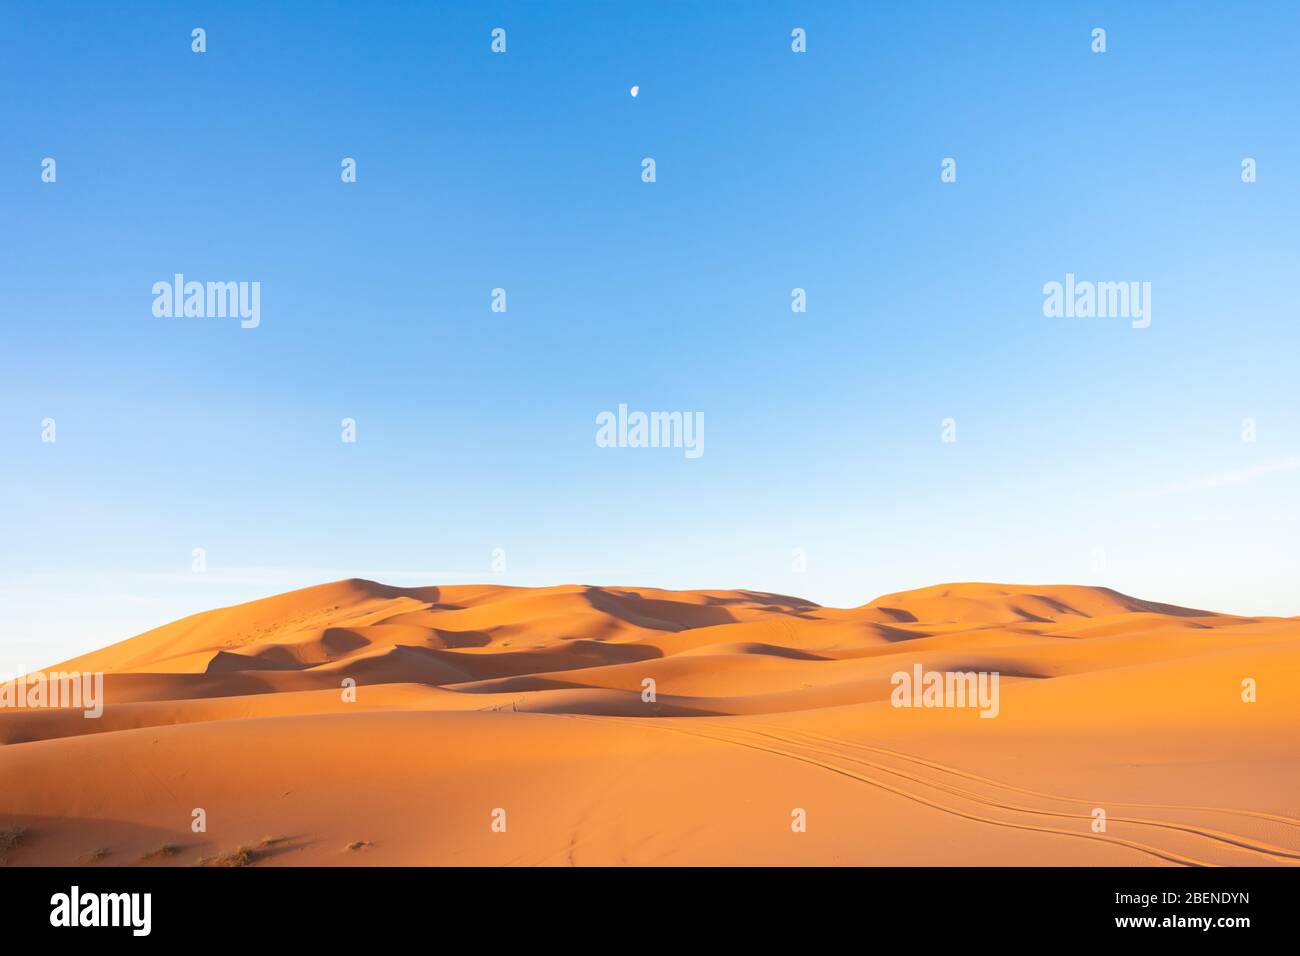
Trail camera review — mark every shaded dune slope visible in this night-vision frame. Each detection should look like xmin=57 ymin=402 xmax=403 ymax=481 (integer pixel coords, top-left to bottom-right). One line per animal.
xmin=2 ymin=579 xmax=1297 ymax=866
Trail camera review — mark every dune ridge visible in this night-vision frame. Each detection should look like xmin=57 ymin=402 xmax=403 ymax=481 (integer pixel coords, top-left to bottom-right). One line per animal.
xmin=2 ymin=580 xmax=1297 ymax=866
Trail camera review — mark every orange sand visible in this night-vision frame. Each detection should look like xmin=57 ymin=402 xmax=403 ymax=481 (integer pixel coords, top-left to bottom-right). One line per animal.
xmin=1 ymin=579 xmax=1297 ymax=866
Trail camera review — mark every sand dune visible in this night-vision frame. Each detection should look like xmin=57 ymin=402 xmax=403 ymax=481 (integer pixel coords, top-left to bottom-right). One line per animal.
xmin=2 ymin=579 xmax=1297 ymax=866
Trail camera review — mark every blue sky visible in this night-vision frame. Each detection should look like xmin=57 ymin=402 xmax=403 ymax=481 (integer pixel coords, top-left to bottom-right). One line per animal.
xmin=3 ymin=1 xmax=1299 ymax=670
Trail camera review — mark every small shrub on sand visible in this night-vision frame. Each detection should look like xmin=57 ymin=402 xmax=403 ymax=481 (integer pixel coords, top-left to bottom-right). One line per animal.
xmin=203 ymin=846 xmax=257 ymax=867
xmin=0 ymin=825 xmax=29 ymax=863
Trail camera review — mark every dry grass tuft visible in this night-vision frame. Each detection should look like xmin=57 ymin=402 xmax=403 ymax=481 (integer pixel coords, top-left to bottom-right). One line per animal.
xmin=202 ymin=846 xmax=257 ymax=867
xmin=0 ymin=825 xmax=29 ymax=863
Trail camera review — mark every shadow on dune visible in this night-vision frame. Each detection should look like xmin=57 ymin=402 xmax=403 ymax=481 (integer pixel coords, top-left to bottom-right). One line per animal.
xmin=320 ymin=627 xmax=373 ymax=655
xmin=556 ymin=640 xmax=661 ymax=663
xmin=871 ymin=606 xmax=921 ymax=623
xmin=872 ymin=623 xmax=934 ymax=642
xmin=581 ymin=587 xmax=738 ymax=631
xmin=431 ymin=628 xmax=493 ymax=648
xmin=706 ymin=590 xmax=823 ymax=616
xmin=206 ymin=648 xmax=304 ymax=673
xmin=579 ymin=585 xmax=825 ymax=630
xmin=720 ymin=643 xmax=830 ymax=661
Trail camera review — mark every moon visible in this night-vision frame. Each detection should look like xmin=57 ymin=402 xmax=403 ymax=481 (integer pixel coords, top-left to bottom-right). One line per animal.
xmin=630 ymin=85 xmax=639 ymax=98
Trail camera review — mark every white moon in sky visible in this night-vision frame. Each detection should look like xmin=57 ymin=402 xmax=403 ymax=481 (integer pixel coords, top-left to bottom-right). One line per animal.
xmin=630 ymin=85 xmax=639 ymax=98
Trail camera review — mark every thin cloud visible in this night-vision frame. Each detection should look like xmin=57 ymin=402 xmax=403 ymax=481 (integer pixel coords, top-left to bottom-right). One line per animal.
xmin=1150 ymin=456 xmax=1300 ymax=496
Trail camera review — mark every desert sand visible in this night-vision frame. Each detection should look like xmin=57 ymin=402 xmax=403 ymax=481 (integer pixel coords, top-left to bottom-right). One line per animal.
xmin=1 ymin=579 xmax=1297 ymax=866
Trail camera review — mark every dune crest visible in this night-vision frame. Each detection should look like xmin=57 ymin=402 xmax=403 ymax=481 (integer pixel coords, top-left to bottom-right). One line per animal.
xmin=3 ymin=580 xmax=1297 ymax=866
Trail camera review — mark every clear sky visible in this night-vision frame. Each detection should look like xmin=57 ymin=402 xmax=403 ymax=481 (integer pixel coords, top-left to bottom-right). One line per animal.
xmin=3 ymin=1 xmax=1299 ymax=671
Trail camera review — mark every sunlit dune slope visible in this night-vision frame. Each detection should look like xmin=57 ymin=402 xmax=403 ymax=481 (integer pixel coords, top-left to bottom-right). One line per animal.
xmin=2 ymin=579 xmax=1297 ymax=867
